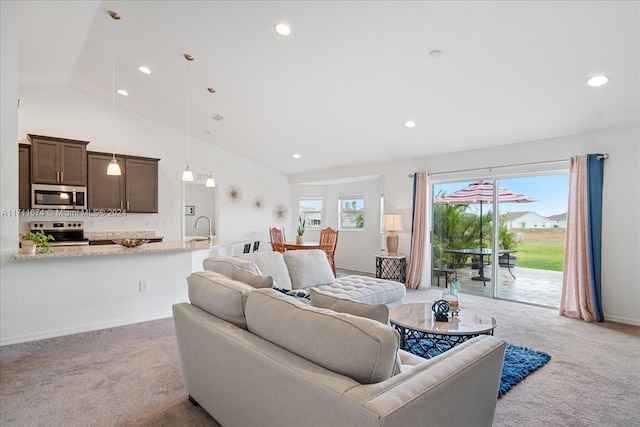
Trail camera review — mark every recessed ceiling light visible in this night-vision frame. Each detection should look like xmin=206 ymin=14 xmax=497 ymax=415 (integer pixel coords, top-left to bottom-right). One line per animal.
xmin=117 ymin=89 xmax=128 ymax=96
xmin=429 ymin=49 xmax=443 ymax=59
xmin=138 ymin=66 xmax=151 ymax=75
xmin=275 ymin=23 xmax=291 ymax=36
xmin=293 ymin=153 xmax=301 ymax=159
xmin=587 ymin=75 xmax=608 ymax=87
xmin=404 ymin=121 xmax=416 ymax=128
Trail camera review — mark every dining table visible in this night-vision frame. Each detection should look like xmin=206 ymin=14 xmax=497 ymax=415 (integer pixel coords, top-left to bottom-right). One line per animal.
xmin=282 ymin=241 xmax=321 ymax=250
xmin=444 ymin=248 xmax=518 ymax=281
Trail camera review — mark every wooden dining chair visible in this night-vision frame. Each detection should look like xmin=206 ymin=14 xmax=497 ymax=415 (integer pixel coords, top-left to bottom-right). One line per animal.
xmin=269 ymin=227 xmax=286 ymax=253
xmin=319 ymin=227 xmax=339 ymax=276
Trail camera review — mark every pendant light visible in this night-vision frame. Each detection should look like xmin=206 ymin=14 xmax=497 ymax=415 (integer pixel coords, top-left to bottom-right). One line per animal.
xmin=205 ymin=87 xmax=216 ymax=188
xmin=106 ymin=11 xmax=122 ymax=176
xmin=182 ymin=53 xmax=194 ymax=182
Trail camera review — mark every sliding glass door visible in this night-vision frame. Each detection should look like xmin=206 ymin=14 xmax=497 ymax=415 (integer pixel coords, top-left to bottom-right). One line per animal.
xmin=432 ymin=180 xmax=495 ymax=298
xmin=432 ymin=173 xmax=568 ymax=308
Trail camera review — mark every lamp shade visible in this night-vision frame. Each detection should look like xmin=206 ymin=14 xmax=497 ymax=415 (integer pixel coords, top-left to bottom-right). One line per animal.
xmin=107 ymin=157 xmax=121 ymax=176
xmin=382 ymin=214 xmax=403 ymax=231
xmin=182 ymin=167 xmax=194 ymax=182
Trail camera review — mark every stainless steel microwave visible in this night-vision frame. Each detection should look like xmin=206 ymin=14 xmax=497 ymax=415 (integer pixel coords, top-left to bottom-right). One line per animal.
xmin=31 ymin=184 xmax=87 ymax=210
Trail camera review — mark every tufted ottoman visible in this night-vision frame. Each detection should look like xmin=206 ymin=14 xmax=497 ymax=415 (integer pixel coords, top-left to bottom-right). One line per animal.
xmin=312 ymin=275 xmax=406 ymax=305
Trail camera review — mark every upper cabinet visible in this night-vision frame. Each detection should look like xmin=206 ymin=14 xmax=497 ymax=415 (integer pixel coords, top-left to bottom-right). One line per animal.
xmin=28 ymin=134 xmax=88 ymax=186
xmin=87 ymin=152 xmax=159 ymax=213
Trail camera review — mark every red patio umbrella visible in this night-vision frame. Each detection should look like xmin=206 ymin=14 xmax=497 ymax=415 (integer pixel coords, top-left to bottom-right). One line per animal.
xmin=434 ymin=180 xmax=537 ymax=279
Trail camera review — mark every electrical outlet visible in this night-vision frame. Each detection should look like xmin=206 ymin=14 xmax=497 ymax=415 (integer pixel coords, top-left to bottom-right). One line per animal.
xmin=139 ymin=281 xmax=149 ymax=292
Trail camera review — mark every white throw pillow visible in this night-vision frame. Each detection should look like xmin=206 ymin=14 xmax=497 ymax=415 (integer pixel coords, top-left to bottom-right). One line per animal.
xmin=230 ymin=266 xmax=274 ymax=289
xmin=283 ymin=250 xmax=335 ymax=289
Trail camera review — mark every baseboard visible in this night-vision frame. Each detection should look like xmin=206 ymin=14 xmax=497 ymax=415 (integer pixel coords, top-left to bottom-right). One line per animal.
xmin=603 ymin=314 xmax=640 ymax=327
xmin=336 ymin=263 xmax=374 ymax=275
xmin=0 ymin=311 xmax=173 ymax=346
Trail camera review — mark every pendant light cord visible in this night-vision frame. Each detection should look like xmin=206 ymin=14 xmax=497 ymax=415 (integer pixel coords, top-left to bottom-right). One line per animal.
xmin=111 ymin=13 xmax=116 ymax=160
xmin=209 ymin=91 xmax=213 ymax=172
xmin=186 ymin=57 xmax=190 ymax=167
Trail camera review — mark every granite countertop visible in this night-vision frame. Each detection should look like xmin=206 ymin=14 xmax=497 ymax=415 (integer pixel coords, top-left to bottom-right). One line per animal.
xmin=84 ymin=231 xmax=160 ymax=241
xmin=13 ymin=238 xmax=233 ymax=260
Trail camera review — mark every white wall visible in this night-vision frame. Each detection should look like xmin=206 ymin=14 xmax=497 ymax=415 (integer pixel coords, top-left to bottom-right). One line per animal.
xmin=292 ymin=127 xmax=640 ymax=326
xmin=292 ymin=177 xmax=385 ymax=272
xmin=0 ymin=9 xmax=292 ymax=345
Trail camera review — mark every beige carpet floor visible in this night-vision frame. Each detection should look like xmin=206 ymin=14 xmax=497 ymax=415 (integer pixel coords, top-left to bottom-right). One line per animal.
xmin=1 ymin=288 xmax=638 ymax=426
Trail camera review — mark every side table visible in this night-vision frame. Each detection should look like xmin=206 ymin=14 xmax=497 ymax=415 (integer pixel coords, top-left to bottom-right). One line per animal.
xmin=375 ymin=254 xmax=406 ymax=283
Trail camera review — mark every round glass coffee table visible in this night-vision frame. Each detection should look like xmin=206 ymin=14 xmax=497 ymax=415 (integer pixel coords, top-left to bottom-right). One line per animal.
xmin=389 ymin=303 xmax=497 ymax=359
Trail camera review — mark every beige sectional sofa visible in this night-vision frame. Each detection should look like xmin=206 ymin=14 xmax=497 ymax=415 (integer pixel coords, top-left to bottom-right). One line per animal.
xmin=202 ymin=249 xmax=407 ymax=305
xmin=173 ymin=267 xmax=507 ymax=426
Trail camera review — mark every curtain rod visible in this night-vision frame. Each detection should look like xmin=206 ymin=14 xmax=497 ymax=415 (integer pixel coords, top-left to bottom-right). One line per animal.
xmin=408 ymin=154 xmax=609 ymax=178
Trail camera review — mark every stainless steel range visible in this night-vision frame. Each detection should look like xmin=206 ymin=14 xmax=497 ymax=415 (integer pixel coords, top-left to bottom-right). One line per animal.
xmin=30 ymin=221 xmax=89 ymax=246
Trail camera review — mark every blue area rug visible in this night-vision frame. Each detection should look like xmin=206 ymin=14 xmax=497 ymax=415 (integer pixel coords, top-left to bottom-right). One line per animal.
xmin=499 ymin=343 xmax=551 ymax=398
xmin=406 ymin=340 xmax=551 ymax=398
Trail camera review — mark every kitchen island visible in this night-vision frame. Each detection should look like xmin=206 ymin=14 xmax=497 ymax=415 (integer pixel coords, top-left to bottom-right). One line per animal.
xmin=3 ymin=237 xmax=248 ymax=346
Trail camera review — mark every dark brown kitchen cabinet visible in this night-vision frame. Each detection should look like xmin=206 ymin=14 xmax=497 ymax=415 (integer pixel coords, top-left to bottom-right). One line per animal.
xmin=19 ymin=144 xmax=31 ymax=209
xmin=28 ymin=134 xmax=88 ymax=186
xmin=87 ymin=152 xmax=159 ymax=213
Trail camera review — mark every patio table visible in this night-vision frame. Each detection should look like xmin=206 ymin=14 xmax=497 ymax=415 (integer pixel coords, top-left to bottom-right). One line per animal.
xmin=445 ymin=248 xmax=517 ymax=281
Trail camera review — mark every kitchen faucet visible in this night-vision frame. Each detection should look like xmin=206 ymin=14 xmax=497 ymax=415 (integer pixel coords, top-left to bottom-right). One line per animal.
xmin=195 ymin=216 xmax=214 ymax=240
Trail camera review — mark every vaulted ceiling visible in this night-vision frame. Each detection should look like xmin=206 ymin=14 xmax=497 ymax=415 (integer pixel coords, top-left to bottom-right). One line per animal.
xmin=18 ymin=1 xmax=639 ymax=176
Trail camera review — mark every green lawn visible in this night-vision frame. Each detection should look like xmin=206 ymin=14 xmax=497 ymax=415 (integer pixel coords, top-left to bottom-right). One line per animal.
xmin=512 ymin=228 xmax=565 ymax=271
xmin=515 ymin=244 xmax=564 ymax=271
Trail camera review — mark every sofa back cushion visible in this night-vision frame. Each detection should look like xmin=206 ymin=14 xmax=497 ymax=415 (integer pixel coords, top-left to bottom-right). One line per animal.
xmin=236 ymin=252 xmax=292 ymax=290
xmin=202 ymin=256 xmax=261 ymax=278
xmin=245 ymin=288 xmax=400 ymax=384
xmin=187 ymin=271 xmax=254 ymax=330
xmin=283 ymin=249 xmax=335 ymax=289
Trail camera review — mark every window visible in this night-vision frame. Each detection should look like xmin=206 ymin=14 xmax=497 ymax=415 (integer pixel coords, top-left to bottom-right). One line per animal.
xmin=299 ymin=197 xmax=322 ymax=228
xmin=339 ymin=196 xmax=364 ymax=230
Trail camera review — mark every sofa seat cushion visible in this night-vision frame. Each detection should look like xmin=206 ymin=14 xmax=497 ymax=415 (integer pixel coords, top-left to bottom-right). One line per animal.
xmin=245 ymin=288 xmax=400 ymax=384
xmin=312 ymin=275 xmax=407 ymax=305
xmin=282 ymin=250 xmax=335 ymax=289
xmin=187 ymin=271 xmax=254 ymax=330
xmin=236 ymin=252 xmax=292 ymax=290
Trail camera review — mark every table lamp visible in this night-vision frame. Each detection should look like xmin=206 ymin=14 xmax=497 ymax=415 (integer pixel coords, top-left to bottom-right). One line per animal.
xmin=382 ymin=214 xmax=403 ymax=256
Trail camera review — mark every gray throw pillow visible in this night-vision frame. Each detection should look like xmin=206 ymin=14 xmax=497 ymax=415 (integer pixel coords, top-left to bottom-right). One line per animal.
xmin=231 ymin=267 xmax=274 ymax=289
xmin=309 ymin=289 xmax=389 ymax=324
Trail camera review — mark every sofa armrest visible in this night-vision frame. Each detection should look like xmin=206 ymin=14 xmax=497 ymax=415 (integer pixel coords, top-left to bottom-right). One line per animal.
xmin=344 ymin=335 xmax=506 ymax=427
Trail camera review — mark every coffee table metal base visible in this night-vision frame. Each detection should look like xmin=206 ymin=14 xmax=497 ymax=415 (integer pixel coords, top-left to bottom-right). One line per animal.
xmin=392 ymin=324 xmax=495 ymax=359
